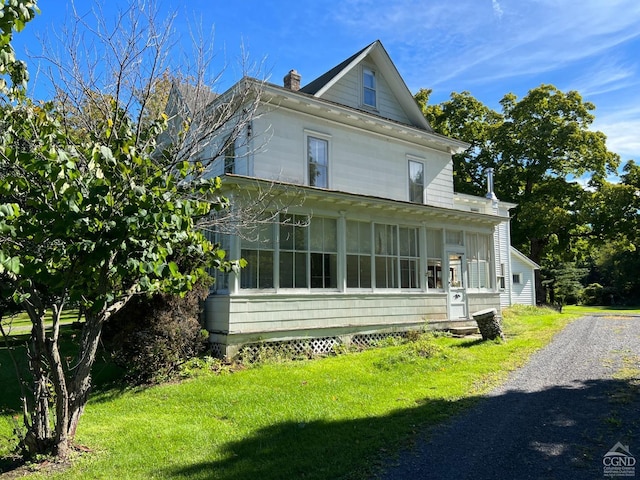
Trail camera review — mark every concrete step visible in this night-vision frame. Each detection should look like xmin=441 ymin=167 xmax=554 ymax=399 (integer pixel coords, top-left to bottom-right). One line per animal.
xmin=447 ymin=326 xmax=479 ymax=336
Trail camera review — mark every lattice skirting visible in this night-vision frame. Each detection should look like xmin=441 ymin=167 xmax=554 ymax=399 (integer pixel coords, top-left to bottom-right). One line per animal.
xmin=211 ymin=330 xmax=410 ymax=361
xmin=210 ymin=342 xmax=226 ymax=359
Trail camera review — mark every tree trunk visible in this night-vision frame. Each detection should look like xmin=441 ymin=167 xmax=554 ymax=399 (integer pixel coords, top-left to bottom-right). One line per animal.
xmin=48 ymin=338 xmax=70 ymax=458
xmin=530 ymin=237 xmax=547 ymax=305
xmin=23 ymin=302 xmax=54 ymax=457
xmin=67 ymin=313 xmax=104 ymax=439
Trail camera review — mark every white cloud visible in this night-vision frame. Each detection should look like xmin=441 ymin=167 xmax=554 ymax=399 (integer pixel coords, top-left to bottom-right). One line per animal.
xmin=492 ymin=0 xmax=504 ymax=19
xmin=331 ymin=0 xmax=640 ymax=88
xmin=595 ymin=118 xmax=640 ymax=162
xmin=327 ymin=0 xmax=640 ymax=162
xmin=571 ymin=59 xmax=638 ymax=97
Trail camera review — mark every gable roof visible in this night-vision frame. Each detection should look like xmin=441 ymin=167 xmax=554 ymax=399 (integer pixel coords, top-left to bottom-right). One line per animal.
xmin=300 ymin=40 xmax=432 ymax=131
xmin=511 ymin=247 xmax=540 ymax=270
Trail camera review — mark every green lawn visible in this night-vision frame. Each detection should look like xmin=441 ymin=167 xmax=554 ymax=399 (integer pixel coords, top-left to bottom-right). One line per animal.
xmin=563 ymin=304 xmax=640 ymax=315
xmin=1 ymin=310 xmax=80 ymax=336
xmin=0 ymin=305 xmax=601 ymax=479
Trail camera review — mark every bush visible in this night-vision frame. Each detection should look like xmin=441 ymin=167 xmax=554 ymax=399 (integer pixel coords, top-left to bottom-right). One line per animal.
xmin=101 ymin=279 xmax=211 ymax=384
xmin=582 ymin=283 xmax=604 ymax=305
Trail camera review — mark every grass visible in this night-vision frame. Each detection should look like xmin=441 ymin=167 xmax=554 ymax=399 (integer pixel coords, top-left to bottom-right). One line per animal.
xmin=564 ymin=304 xmax=640 ymax=315
xmin=0 ymin=305 xmax=604 ymax=479
xmin=1 ymin=310 xmax=80 ymax=336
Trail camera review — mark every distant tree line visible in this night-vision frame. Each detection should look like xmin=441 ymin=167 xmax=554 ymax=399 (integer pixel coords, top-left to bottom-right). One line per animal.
xmin=416 ymin=86 xmax=640 ymax=306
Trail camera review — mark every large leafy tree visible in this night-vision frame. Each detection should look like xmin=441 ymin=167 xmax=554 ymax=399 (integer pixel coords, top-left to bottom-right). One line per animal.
xmin=584 ymin=161 xmax=640 ymax=302
xmin=0 ymin=1 xmax=252 ymax=459
xmin=1 ymin=101 xmax=228 ymax=458
xmin=418 ymin=85 xmax=620 ymax=302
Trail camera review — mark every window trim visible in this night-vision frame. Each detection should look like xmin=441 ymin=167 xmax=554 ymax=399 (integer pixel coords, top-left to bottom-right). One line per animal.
xmin=497 ymin=263 xmax=506 ymax=290
xmin=304 ymin=130 xmax=331 ymax=189
xmin=513 ymin=273 xmax=522 ymax=285
xmin=223 ymin=135 xmax=235 ymax=174
xmin=466 ymin=232 xmax=493 ymax=290
xmin=426 ymin=228 xmax=444 ymax=291
xmin=408 ymin=157 xmax=425 ymax=204
xmin=362 ymin=67 xmax=377 ymax=109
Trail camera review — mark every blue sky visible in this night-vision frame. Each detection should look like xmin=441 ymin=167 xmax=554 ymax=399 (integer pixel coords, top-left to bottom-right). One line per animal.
xmin=12 ymin=0 xmax=640 ymax=167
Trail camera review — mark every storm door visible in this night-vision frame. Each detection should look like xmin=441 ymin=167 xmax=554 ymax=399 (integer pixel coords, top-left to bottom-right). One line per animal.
xmin=448 ymin=252 xmax=468 ymax=319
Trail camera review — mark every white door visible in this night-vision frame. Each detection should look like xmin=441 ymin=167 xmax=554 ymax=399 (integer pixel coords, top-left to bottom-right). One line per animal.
xmin=448 ymin=253 xmax=467 ymax=319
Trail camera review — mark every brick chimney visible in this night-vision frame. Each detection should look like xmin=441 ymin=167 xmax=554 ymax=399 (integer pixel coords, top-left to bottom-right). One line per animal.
xmin=283 ymin=69 xmax=301 ymax=91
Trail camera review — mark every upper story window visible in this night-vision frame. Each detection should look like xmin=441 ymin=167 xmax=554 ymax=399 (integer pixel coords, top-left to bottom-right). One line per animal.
xmin=307 ymin=135 xmax=329 ymax=188
xmin=223 ymin=136 xmax=235 ymax=174
xmin=362 ymin=68 xmax=377 ymax=108
xmin=408 ymin=159 xmax=424 ymax=203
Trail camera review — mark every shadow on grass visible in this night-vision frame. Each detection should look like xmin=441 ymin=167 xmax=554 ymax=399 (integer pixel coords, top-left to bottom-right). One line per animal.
xmin=1 ymin=326 xmax=129 ymax=404
xmin=160 ymin=378 xmax=639 ymax=480
xmin=451 ymin=337 xmax=486 ymax=348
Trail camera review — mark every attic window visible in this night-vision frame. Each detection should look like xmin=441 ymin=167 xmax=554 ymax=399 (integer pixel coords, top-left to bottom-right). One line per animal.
xmin=362 ymin=68 xmax=377 ymax=108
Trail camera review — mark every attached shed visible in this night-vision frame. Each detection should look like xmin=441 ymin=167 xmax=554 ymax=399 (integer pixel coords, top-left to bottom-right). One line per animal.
xmin=506 ymin=247 xmax=539 ymax=306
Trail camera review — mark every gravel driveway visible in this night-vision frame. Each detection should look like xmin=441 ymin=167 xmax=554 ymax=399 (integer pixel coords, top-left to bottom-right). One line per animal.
xmin=375 ymin=315 xmax=640 ymax=480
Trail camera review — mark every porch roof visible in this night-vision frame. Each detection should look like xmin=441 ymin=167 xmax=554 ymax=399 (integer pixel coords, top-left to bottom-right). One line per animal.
xmin=221 ymin=175 xmax=505 ymax=228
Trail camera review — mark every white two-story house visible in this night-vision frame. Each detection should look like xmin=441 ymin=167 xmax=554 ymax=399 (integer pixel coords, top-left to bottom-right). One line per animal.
xmin=186 ymin=40 xmax=535 ymax=357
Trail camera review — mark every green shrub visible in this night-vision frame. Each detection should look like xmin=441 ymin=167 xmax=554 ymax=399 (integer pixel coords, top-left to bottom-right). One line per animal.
xmin=101 ymin=280 xmax=211 ymax=384
xmin=582 ymin=283 xmax=604 ymax=305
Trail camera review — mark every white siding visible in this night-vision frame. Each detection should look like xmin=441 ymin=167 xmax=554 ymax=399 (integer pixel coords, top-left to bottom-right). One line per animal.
xmin=250 ymin=108 xmax=454 ymax=205
xmin=510 ymin=253 xmax=537 ymax=306
xmin=496 ymin=220 xmax=512 ymax=307
xmin=206 ymin=293 xmax=449 ymax=349
xmin=321 ymin=58 xmax=413 ymax=126
xmin=468 ymin=293 xmax=502 ymax=316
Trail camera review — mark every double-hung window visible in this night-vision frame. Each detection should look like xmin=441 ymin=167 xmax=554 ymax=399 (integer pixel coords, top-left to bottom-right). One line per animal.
xmin=279 ymin=214 xmax=337 ymax=289
xmin=408 ymin=159 xmax=424 ymax=203
xmin=426 ymin=228 xmax=443 ymax=289
xmin=346 ymin=220 xmax=372 ymax=289
xmin=399 ymin=227 xmax=420 ymax=288
xmin=279 ymin=214 xmax=309 ymax=288
xmin=374 ymin=224 xmax=398 ymax=288
xmin=310 ymin=217 xmax=338 ymax=288
xmin=240 ymin=222 xmax=275 ymax=289
xmin=223 ymin=136 xmax=235 ymax=174
xmin=467 ymin=233 xmax=492 ymax=289
xmin=363 ymin=68 xmax=377 ymax=108
xmin=307 ymin=136 xmax=328 ymax=188
xmin=498 ymin=263 xmax=506 ymax=290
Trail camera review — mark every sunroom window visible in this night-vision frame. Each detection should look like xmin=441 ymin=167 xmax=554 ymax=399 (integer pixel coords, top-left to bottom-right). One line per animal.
xmin=427 ymin=228 xmax=443 ymax=289
xmin=279 ymin=214 xmax=309 ymax=288
xmin=374 ymin=224 xmax=399 ymax=288
xmin=346 ymin=220 xmax=372 ymax=289
xmin=309 ymin=217 xmax=338 ymax=288
xmin=399 ymin=226 xmax=420 ymax=288
xmin=467 ymin=233 xmax=492 ymax=289
xmin=240 ymin=222 xmax=275 ymax=289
